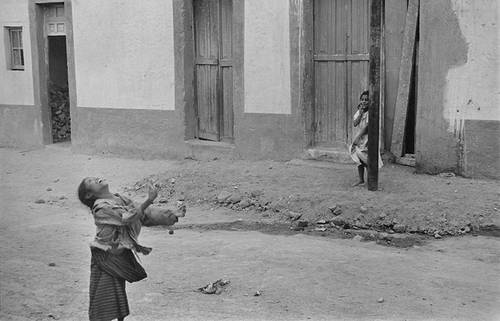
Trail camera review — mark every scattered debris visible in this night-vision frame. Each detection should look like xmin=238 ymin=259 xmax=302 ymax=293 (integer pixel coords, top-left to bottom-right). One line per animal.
xmin=198 ymin=279 xmax=230 ymax=295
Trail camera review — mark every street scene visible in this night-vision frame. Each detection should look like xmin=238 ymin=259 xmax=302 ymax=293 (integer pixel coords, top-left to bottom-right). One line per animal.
xmin=1 ymin=0 xmax=499 ymax=320
xmin=1 ymin=146 xmax=499 ymax=321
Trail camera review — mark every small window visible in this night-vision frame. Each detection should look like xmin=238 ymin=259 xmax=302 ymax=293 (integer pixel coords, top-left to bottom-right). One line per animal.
xmin=6 ymin=27 xmax=24 ymax=70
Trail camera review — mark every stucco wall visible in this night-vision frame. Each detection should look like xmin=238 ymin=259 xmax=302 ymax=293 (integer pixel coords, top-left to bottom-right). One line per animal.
xmin=417 ymin=0 xmax=499 ymax=178
xmin=0 ymin=0 xmax=34 ymax=106
xmin=244 ymin=0 xmax=291 ymax=114
xmin=72 ymin=0 xmax=175 ymax=110
xmin=444 ymin=0 xmax=499 ymax=123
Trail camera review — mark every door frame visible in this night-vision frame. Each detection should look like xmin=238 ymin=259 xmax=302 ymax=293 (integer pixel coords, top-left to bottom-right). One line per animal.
xmin=191 ymin=0 xmax=234 ymax=142
xmin=29 ymin=0 xmax=77 ymax=144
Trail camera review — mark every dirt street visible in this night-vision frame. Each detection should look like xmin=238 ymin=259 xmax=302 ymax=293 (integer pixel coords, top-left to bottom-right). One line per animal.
xmin=1 ymin=145 xmax=499 ymax=321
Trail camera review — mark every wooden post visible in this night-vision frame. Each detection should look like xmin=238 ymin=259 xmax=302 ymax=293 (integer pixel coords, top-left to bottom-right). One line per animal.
xmin=367 ymin=0 xmax=384 ymax=191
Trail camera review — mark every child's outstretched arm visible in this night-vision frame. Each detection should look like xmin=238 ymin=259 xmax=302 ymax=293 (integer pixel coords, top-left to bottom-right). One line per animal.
xmin=137 ymin=183 xmax=158 ymax=217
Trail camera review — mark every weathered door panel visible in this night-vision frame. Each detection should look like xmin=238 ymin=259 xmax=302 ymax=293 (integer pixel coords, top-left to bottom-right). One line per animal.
xmin=313 ymin=0 xmax=369 ymax=147
xmin=194 ymin=0 xmax=233 ymax=141
xmin=194 ymin=0 xmax=219 ymax=140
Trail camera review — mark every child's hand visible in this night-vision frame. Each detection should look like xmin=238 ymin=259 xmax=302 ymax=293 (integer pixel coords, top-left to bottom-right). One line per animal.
xmin=146 ymin=183 xmax=159 ymax=202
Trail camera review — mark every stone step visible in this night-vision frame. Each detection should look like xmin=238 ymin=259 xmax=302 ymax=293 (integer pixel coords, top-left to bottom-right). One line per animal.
xmin=184 ymin=139 xmax=236 ymax=161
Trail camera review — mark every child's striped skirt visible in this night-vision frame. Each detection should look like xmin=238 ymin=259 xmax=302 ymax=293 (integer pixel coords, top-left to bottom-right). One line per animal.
xmin=89 ymin=248 xmax=147 ymax=321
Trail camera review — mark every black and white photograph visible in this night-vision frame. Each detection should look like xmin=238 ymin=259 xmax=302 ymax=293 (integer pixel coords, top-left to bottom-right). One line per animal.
xmin=0 ymin=0 xmax=499 ymax=320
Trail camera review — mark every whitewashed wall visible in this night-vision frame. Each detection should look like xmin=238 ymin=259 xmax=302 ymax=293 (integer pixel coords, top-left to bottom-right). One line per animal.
xmin=72 ymin=0 xmax=175 ymax=110
xmin=444 ymin=0 xmax=500 ymax=122
xmin=0 ymin=0 xmax=34 ymax=106
xmin=244 ymin=0 xmax=291 ymax=114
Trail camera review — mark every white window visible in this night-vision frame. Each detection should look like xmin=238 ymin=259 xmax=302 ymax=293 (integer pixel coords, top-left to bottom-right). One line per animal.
xmin=6 ymin=27 xmax=24 ymax=70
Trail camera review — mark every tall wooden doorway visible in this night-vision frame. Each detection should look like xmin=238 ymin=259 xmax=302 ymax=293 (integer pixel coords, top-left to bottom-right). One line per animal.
xmin=193 ymin=0 xmax=234 ymax=142
xmin=312 ymin=0 xmax=370 ymax=147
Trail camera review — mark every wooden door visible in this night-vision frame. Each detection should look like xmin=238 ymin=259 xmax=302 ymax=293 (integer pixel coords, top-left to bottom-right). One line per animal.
xmin=194 ymin=0 xmax=233 ymax=141
xmin=313 ymin=0 xmax=369 ymax=147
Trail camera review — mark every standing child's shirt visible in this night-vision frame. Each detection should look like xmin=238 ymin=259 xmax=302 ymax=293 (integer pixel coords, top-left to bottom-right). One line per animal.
xmin=90 ymin=194 xmax=152 ymax=255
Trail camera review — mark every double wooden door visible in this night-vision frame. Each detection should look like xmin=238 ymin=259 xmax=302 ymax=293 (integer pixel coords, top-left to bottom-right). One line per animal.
xmin=194 ymin=0 xmax=233 ymax=141
xmin=313 ymin=0 xmax=370 ymax=147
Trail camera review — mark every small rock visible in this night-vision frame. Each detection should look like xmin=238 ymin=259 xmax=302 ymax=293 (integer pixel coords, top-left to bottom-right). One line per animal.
xmin=35 ymin=199 xmax=46 ymax=204
xmin=393 ymin=224 xmax=406 ymax=233
xmin=288 ymin=211 xmax=302 ymax=221
xmin=250 ymin=190 xmax=263 ymax=198
xmin=331 ymin=216 xmax=348 ymax=228
xmin=330 ymin=206 xmax=343 ymax=216
xmin=46 ymin=187 xmax=53 ymax=191
xmin=353 ymin=235 xmax=363 ymax=242
xmin=169 ymin=230 xmax=174 ymax=235
xmin=297 ymin=220 xmax=309 ymax=228
xmin=254 ymin=290 xmax=261 ymax=297
xmin=239 ymin=199 xmax=252 ymax=209
xmin=316 ymin=220 xmax=327 ymax=225
xmin=315 ymin=227 xmax=327 ymax=232
xmin=378 ymin=213 xmax=386 ymax=219
xmin=170 ymin=178 xmax=176 ymax=184
xmin=228 ymin=194 xmax=242 ymax=204
xmin=359 ymin=206 xmax=368 ymax=214
xmin=58 ymin=195 xmax=67 ymax=200
xmin=88 ymin=157 xmax=92 ymax=160
xmin=434 ymin=232 xmax=442 ymax=239
xmin=217 ymin=191 xmax=232 ymax=203
xmin=48 ymin=262 xmax=56 ymax=267
xmin=377 ymin=297 xmax=384 ymax=303
xmin=53 ymin=178 xmax=60 ymax=183
xmin=158 ymin=198 xmax=168 ymax=203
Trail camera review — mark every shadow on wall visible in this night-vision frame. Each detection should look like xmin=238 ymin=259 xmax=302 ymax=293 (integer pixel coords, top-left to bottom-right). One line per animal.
xmin=416 ymin=0 xmax=468 ymax=176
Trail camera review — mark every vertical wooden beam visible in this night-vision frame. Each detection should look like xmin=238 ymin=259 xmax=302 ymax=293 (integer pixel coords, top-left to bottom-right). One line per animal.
xmin=367 ymin=0 xmax=384 ymax=191
xmin=390 ymin=0 xmax=419 ymax=157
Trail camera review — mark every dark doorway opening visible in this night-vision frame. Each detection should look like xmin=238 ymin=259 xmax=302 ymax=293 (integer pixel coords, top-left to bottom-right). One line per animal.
xmin=48 ymin=35 xmax=70 ymax=143
xmin=403 ymin=16 xmax=419 ymax=155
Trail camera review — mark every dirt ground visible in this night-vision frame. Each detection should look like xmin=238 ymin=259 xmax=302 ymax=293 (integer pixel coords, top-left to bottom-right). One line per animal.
xmin=1 ymin=145 xmax=499 ymax=321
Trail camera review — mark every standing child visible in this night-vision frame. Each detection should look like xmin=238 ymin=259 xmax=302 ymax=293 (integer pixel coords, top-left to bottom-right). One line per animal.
xmin=350 ymin=90 xmax=383 ymax=186
xmin=78 ymin=177 xmax=184 ymax=321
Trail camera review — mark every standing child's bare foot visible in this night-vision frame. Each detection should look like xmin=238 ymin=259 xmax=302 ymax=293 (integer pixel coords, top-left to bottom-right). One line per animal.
xmin=352 ymin=180 xmax=365 ymax=187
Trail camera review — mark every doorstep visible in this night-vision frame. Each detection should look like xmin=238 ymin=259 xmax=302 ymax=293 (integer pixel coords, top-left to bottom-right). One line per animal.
xmin=184 ymin=139 xmax=236 ymax=160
